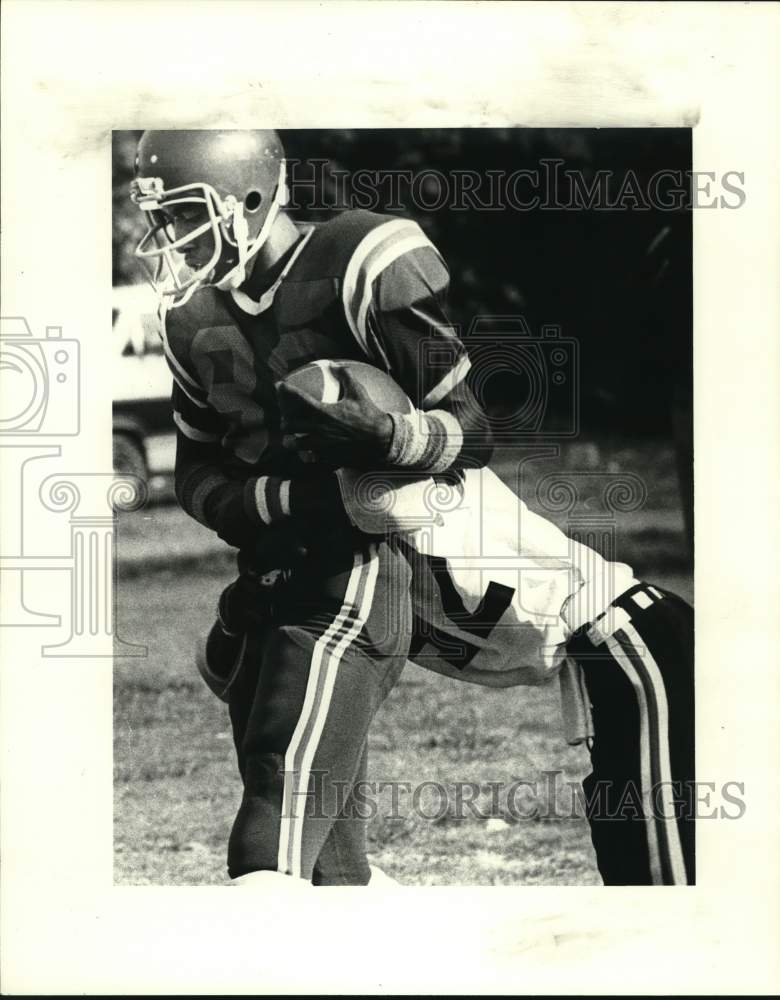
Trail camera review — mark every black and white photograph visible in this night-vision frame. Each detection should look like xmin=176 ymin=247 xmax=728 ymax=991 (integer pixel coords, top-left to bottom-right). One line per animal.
xmin=2 ymin=2 xmax=780 ymax=995
xmin=112 ymin=127 xmax=696 ymax=888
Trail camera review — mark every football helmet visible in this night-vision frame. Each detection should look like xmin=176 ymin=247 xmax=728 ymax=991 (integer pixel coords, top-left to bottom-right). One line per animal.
xmin=130 ymin=130 xmax=288 ymax=306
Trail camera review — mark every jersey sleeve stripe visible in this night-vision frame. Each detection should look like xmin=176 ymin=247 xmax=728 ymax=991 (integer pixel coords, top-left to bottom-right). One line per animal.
xmin=168 ymin=366 xmax=209 ymax=408
xmin=422 ymin=353 xmax=472 ymax=409
xmin=189 ymin=474 xmax=226 ymax=527
xmin=354 ymin=233 xmax=436 ymax=349
xmin=253 ymin=477 xmax=272 ymax=525
xmin=279 ymin=479 xmax=291 ymax=517
xmin=173 ymin=410 xmax=220 ymax=443
xmin=342 ymin=218 xmax=430 ymax=358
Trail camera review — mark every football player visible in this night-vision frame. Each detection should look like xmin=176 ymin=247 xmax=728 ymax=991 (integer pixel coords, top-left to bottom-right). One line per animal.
xmin=130 ymin=129 xmax=495 ymax=887
xmin=131 ymin=129 xmax=695 ymax=888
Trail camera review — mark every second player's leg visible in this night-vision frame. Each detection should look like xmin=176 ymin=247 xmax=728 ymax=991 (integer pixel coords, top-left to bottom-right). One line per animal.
xmin=573 ymin=585 xmax=695 ymax=886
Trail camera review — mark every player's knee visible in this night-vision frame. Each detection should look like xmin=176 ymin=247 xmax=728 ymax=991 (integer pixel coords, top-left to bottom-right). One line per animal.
xmin=242 ymin=750 xmax=286 ymax=796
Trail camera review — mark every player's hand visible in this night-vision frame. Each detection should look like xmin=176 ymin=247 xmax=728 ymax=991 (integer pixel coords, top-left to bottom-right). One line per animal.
xmin=277 ymin=368 xmax=394 ymax=469
xmin=218 ymin=563 xmax=285 ymax=634
xmin=249 ymin=519 xmax=308 ymax=574
xmin=224 ymin=527 xmax=306 ymax=631
xmin=218 ymin=575 xmax=263 ymax=634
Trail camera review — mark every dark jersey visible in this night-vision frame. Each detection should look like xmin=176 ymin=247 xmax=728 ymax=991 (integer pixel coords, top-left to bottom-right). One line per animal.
xmin=162 ymin=210 xmax=471 ymax=481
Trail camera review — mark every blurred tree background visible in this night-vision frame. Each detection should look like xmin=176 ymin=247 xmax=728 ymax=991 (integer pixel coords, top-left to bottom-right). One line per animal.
xmin=113 ymin=128 xmax=691 ymax=443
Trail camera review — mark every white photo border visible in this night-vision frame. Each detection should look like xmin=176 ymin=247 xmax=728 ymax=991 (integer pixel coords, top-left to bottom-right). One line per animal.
xmin=2 ymin=1 xmax=779 ymax=994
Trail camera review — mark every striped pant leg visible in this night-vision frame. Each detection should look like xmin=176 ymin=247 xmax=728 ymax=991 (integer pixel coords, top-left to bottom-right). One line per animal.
xmin=312 ymin=741 xmax=370 ymax=886
xmin=576 ymin=589 xmax=695 ymax=885
xmin=228 ymin=542 xmax=411 ymax=882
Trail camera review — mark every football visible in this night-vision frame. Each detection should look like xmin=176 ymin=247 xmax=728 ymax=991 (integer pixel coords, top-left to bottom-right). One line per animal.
xmin=278 ymin=359 xmax=413 ymax=414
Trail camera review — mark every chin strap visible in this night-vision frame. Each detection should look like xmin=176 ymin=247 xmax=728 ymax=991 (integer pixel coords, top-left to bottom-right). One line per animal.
xmin=215 ymin=160 xmax=289 ymax=292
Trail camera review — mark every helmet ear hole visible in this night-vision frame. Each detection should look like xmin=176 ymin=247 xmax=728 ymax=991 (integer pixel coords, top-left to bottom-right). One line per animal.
xmin=245 ymin=190 xmax=263 ymax=213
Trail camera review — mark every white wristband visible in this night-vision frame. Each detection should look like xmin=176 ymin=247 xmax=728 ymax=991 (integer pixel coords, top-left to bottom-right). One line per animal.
xmin=386 ymin=408 xmax=463 ymax=472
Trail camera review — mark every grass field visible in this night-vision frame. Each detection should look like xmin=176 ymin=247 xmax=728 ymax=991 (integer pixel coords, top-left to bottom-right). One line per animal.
xmin=114 ymin=442 xmax=692 ymax=886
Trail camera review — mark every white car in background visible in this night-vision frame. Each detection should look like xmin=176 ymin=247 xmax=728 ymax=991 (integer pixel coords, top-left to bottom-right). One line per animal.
xmin=112 ymin=284 xmax=175 ymax=488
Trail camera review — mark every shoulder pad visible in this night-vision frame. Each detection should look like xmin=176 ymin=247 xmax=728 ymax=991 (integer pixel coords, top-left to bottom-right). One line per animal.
xmin=163 ymin=286 xmax=235 ymax=354
xmin=291 ymin=210 xmax=401 ymax=281
xmin=161 ymin=286 xmax=236 ymax=399
xmin=164 ymin=284 xmax=233 ymax=337
xmin=338 ymin=213 xmax=446 ymax=359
